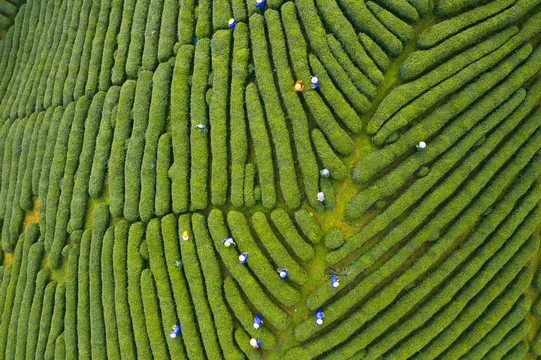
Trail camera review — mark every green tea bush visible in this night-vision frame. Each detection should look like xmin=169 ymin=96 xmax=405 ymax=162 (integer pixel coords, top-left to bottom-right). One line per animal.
xmin=439 ymin=292 xmax=531 ymax=360
xmin=101 ymin=227 xmax=121 ymax=360
xmin=400 ymin=0 xmax=540 ymax=80
xmin=234 ymin=327 xmax=263 ymax=359
xmin=190 ymin=38 xmax=210 ymax=211
xmin=294 ymin=0 xmax=376 ymax=110
xmin=308 ymin=54 xmax=365 ymax=130
xmin=229 ymin=23 xmax=249 ymax=207
xmin=265 ymin=10 xmax=321 ymax=210
xmin=146 ymin=219 xmax=186 ymax=356
xmin=252 ymin=212 xmax=308 ymax=285
xmin=367 ymin=2 xmax=412 ymax=50
xmin=158 ymin=0 xmax=178 ymax=61
xmin=64 ymin=246 xmax=78 ymax=359
xmin=155 ymin=133 xmax=172 ymax=216
xmin=177 ymin=215 xmax=221 ymax=358
xmin=31 ymin=109 xmax=52 ymax=194
xmin=22 ymin=267 xmax=50 ymax=359
xmin=419 ymin=0 xmax=514 ymax=49
xmin=77 ymin=230 xmax=92 ymax=359
xmin=223 ymin=277 xmax=276 ymax=349
xmin=20 ymin=112 xmax=44 ymax=211
xmin=245 ymin=83 xmax=276 ymax=209
xmin=70 ymin=92 xmax=106 ymax=231
xmin=463 ymin=295 xmax=530 ymax=359
xmin=207 ymin=209 xmax=290 ymax=330
xmin=250 ymin=14 xmax=300 ymax=209
xmin=140 ymin=269 xmax=170 ymax=359
xmin=169 ymin=45 xmax=193 ymax=214
xmin=177 ymin=0 xmax=195 ymax=45
xmin=34 ymin=282 xmax=57 ymax=359
xmin=13 ymin=243 xmax=45 ymax=359
xmin=373 ymin=0 xmax=419 ymax=22
xmin=359 ymin=33 xmax=389 ymax=72
xmin=44 ymin=282 xmax=66 ymax=360
xmin=213 ymin=0 xmax=232 ymax=30
xmin=482 ymin=319 xmax=531 ymax=359
xmin=114 ymin=220 xmax=138 ymax=359
xmin=270 ymin=208 xmax=314 ymax=261
xmin=327 ymin=34 xmax=377 ymax=99
xmin=109 ymin=80 xmax=136 ymax=217
xmin=139 ymin=62 xmax=172 ymax=222
xmin=195 ymin=0 xmax=211 ymax=39
xmin=294 ymin=209 xmax=322 ymax=244
xmin=210 ymin=30 xmax=231 ymax=206
xmin=0 ymin=264 xmax=11 ymax=327
xmin=127 ymin=222 xmax=151 ymax=358
xmin=54 ymin=333 xmax=65 ymax=359
xmin=337 ymin=0 xmax=402 ymax=56
xmin=125 ymin=0 xmax=150 ymax=78
xmin=123 ymin=71 xmax=153 ymax=221
xmin=98 ymin=0 xmax=123 ymax=91
xmin=0 ymin=119 xmax=18 ymax=219
xmin=228 ymin=210 xmax=300 ymax=307
xmin=111 ymin=0 xmax=137 ymax=84
xmin=314 ymin=0 xmax=383 ymax=86
xmin=373 ymin=42 xmax=533 ymax=144
xmin=367 ymin=25 xmax=517 ymax=139
xmin=141 ymin=0 xmax=163 ymax=71
xmin=160 ymin=215 xmax=205 ymax=359
xmin=191 ymin=214 xmax=244 ymax=359
xmin=232 ymin=0 xmax=247 ymax=21
xmin=435 ymin=0 xmax=486 ymax=16
xmin=324 ymin=228 xmax=344 ymax=249
xmin=311 ymin=129 xmax=347 ymax=181
xmin=503 ymin=341 xmax=529 ymax=359
xmin=243 ymin=163 xmax=256 ymax=208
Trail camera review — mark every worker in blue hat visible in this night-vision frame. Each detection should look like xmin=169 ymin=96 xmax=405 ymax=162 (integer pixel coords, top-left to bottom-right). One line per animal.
xmin=239 ymin=252 xmax=248 ymax=264
xmin=250 ymin=338 xmax=261 ymax=349
xmin=253 ymin=314 xmax=263 ymax=329
xmin=320 ymin=169 xmax=330 ymax=178
xmin=254 ymin=0 xmax=265 ymax=10
xmin=331 ymin=274 xmax=340 ymax=289
xmin=311 ymin=76 xmax=319 ymax=89
xmin=278 ymin=268 xmax=288 ymax=278
xmin=170 ymin=323 xmax=181 ymax=338
xmin=222 ymin=237 xmax=236 ymax=248
xmin=195 ymin=123 xmax=208 ymax=132
xmin=315 ymin=307 xmax=325 ymax=326
xmin=229 ymin=18 xmax=236 ymax=29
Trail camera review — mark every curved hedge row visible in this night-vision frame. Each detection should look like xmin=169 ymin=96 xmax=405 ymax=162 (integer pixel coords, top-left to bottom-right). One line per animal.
xmin=101 ymin=227 xmax=121 ymax=359
xmin=192 ymin=213 xmax=244 ymax=360
xmin=126 ymin=222 xmax=151 ymax=359
xmin=311 ymin=129 xmax=347 ymax=182
xmin=169 ymin=45 xmax=194 ymax=213
xmin=252 ymin=212 xmax=308 ymax=285
xmin=140 ymin=62 xmax=172 ymax=222
xmin=44 ymin=282 xmax=66 ymax=360
xmin=155 ymin=133 xmax=172 ymax=216
xmin=125 ymin=0 xmax=150 ymax=78
xmin=123 ymin=70 xmax=153 ymax=221
xmin=160 ymin=215 xmax=204 ymax=359
xmin=89 ymin=86 xmax=121 ymax=198
xmin=229 ymin=23 xmax=249 ymax=208
xmin=366 ymin=2 xmax=414 ymax=44
xmin=34 ymin=282 xmax=57 ymax=359
xmin=158 ymin=0 xmax=178 ymax=61
xmin=64 ymin=245 xmax=78 ymax=359
xmin=177 ymin=215 xmax=221 ymax=359
xmin=77 ymin=229 xmax=92 ymax=359
xmin=141 ymin=0 xmax=163 ymax=71
xmin=463 ymin=294 xmax=530 ymax=359
xmin=210 ymin=30 xmax=231 ymax=207
xmin=400 ymin=0 xmax=540 ymax=80
xmin=250 ymin=14 xmax=300 ymax=210
xmin=243 ymin=163 xmax=256 ymax=208
xmin=190 ymin=38 xmax=211 ymax=211
xmin=207 ymin=209 xmax=290 ymax=330
xmin=372 ymin=0 xmax=419 ymax=22
xmin=265 ymin=9 xmax=321 ymax=210
xmin=109 ymin=80 xmax=136 ymax=217
xmin=270 ymin=208 xmax=314 ymax=262
xmin=114 ymin=220 xmax=138 ymax=359
xmin=227 ymin=210 xmax=299 ymax=307
xmin=223 ymin=276 xmax=277 ymax=349
xmin=146 ymin=218 xmax=187 ymax=357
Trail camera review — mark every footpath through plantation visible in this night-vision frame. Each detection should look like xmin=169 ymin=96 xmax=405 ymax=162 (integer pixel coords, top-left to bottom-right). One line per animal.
xmin=0 ymin=0 xmax=540 ymax=358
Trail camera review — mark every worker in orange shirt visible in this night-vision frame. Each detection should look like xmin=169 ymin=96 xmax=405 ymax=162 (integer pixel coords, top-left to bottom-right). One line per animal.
xmin=294 ymin=80 xmax=304 ymax=93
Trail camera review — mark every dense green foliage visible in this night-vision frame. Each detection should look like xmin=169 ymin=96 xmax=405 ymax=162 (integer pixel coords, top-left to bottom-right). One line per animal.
xmin=0 ymin=1 xmax=539 ymax=359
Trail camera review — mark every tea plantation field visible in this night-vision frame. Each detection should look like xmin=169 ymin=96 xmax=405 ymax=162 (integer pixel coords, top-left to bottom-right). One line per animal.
xmin=0 ymin=0 xmax=539 ymax=358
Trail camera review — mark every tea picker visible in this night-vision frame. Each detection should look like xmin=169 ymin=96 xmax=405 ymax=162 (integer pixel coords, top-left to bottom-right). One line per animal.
xmin=222 ymin=237 xmax=236 ymax=247
xmin=254 ymin=0 xmax=265 ymax=10
xmin=331 ymin=274 xmax=340 ymax=289
xmin=278 ymin=268 xmax=288 ymax=278
xmin=311 ymin=76 xmax=319 ymax=89
xmin=228 ymin=18 xmax=236 ymax=29
xmin=170 ymin=323 xmax=181 ymax=338
xmin=315 ymin=307 xmax=325 ymax=326
xmin=316 ymin=192 xmax=325 ymax=202
xmin=239 ymin=252 xmax=248 ymax=264
xmin=320 ymin=169 xmax=330 ymax=178
xmin=294 ymin=80 xmax=304 ymax=93
xmin=416 ymin=141 xmax=426 ymax=151
xmin=195 ymin=123 xmax=208 ymax=132
xmin=250 ymin=338 xmax=261 ymax=349
xmin=253 ymin=314 xmax=263 ymax=329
